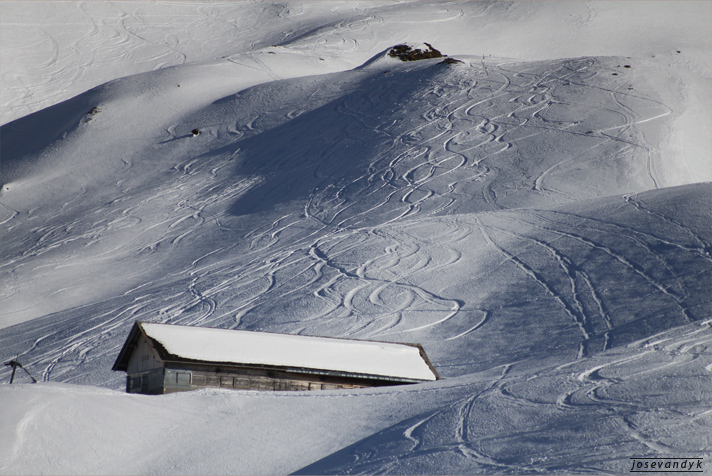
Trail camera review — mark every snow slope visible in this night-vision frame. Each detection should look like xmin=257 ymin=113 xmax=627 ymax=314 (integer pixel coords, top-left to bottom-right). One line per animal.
xmin=298 ymin=318 xmax=712 ymax=475
xmin=1 ymin=1 xmax=711 ymax=474
xmin=3 ymin=1 xmax=710 ymax=180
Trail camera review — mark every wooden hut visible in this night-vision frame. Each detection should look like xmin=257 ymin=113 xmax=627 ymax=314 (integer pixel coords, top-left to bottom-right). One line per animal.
xmin=112 ymin=321 xmax=439 ymax=394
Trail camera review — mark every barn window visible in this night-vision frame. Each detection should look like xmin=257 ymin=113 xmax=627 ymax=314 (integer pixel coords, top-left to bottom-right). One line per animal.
xmin=130 ymin=377 xmax=141 ymax=390
xmin=221 ymin=376 xmax=234 ymax=387
xmin=176 ymin=372 xmax=191 ymax=385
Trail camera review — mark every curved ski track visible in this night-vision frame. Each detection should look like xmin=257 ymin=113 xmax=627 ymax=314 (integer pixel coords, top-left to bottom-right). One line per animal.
xmin=296 ymin=319 xmax=712 ymax=475
xmin=1 ymin=55 xmax=707 ymax=391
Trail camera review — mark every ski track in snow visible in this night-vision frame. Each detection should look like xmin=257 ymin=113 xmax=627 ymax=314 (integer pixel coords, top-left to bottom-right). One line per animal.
xmin=1 ymin=1 xmax=305 ymax=125
xmin=297 ymin=319 xmax=712 ymax=475
xmin=1 ymin=7 xmax=711 ymax=472
xmin=0 ymin=54 xmax=707 ymax=389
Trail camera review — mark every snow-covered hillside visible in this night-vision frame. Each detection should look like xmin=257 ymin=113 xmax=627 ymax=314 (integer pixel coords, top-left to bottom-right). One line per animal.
xmin=1 ymin=1 xmax=711 ymax=474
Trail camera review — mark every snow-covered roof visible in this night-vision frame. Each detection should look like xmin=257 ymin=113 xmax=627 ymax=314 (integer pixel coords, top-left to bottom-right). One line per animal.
xmin=114 ymin=322 xmax=438 ymax=382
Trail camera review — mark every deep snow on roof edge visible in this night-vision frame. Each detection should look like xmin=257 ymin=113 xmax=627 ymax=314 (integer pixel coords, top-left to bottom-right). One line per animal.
xmin=130 ymin=322 xmax=439 ymax=381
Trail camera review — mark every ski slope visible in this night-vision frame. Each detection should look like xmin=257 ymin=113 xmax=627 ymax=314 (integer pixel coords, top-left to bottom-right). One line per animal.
xmin=1 ymin=1 xmax=711 ymax=474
